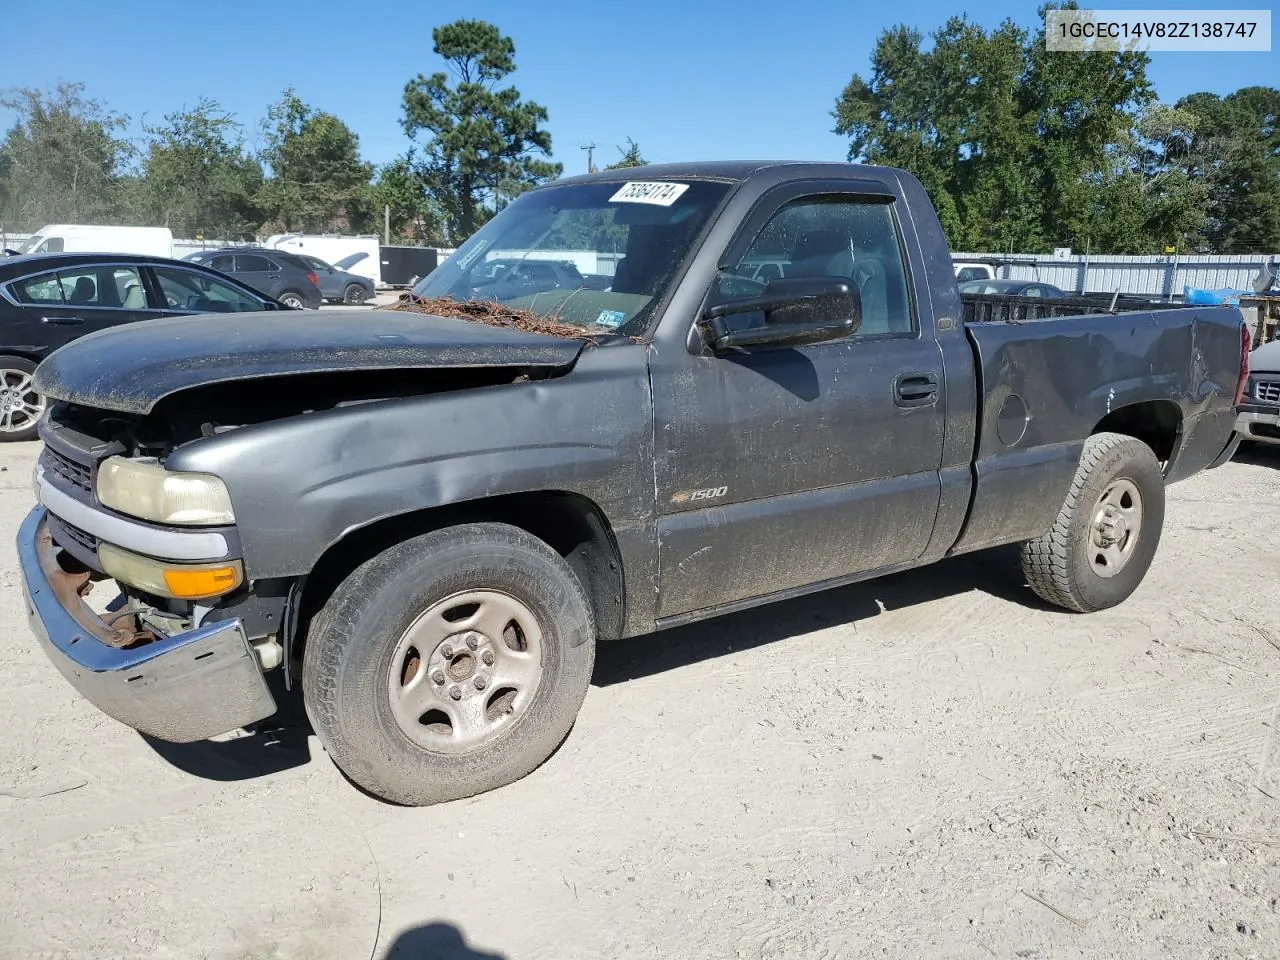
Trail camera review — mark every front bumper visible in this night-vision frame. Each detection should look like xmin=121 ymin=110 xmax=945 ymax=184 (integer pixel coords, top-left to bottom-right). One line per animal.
xmin=17 ymin=507 xmax=276 ymax=743
xmin=1235 ymin=401 xmax=1280 ymax=445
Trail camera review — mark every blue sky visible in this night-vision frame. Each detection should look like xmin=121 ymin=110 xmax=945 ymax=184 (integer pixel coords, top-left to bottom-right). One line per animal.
xmin=3 ymin=0 xmax=1275 ymax=173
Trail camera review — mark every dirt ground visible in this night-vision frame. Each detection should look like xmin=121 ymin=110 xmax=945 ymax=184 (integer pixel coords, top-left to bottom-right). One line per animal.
xmin=1 ymin=440 xmax=1278 ymax=960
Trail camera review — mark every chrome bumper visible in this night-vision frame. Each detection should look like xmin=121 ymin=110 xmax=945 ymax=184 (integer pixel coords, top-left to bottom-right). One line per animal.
xmin=17 ymin=507 xmax=276 ymax=743
xmin=1236 ymin=408 xmax=1280 ymax=445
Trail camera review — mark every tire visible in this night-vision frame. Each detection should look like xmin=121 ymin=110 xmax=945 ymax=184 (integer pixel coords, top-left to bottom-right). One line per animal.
xmin=302 ymin=522 xmax=595 ymax=805
xmin=343 ymin=283 xmax=368 ymax=304
xmin=279 ymin=291 xmax=306 ymax=309
xmin=0 ymin=355 xmax=45 ymax=442
xmin=1020 ymin=432 xmax=1166 ymax=613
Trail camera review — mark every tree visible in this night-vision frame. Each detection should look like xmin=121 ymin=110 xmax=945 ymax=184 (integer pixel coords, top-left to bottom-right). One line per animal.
xmin=139 ymin=98 xmax=263 ymax=240
xmin=833 ymin=4 xmax=1155 ymax=253
xmin=352 ymin=155 xmax=447 ymax=243
xmin=0 ymin=82 xmax=136 ymax=227
xmin=607 ymin=138 xmax=646 ymax=169
xmin=1020 ymin=3 xmax=1153 ymax=251
xmin=259 ymin=88 xmax=373 ymax=232
xmin=1176 ymin=86 xmax=1280 ymax=252
xmin=401 ymin=19 xmax=562 ymax=244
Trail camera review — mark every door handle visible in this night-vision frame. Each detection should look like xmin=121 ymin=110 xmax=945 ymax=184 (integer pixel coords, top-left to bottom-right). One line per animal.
xmin=894 ymin=372 xmax=939 ymax=407
xmin=41 ymin=316 xmax=84 ymax=326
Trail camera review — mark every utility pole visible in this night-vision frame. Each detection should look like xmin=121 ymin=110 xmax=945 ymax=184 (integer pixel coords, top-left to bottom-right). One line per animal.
xmin=580 ymin=143 xmax=598 ymax=174
xmin=384 ymin=204 xmax=391 ymax=246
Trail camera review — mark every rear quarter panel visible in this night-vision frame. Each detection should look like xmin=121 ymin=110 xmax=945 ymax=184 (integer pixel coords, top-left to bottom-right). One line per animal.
xmin=950 ymin=305 xmax=1243 ymax=554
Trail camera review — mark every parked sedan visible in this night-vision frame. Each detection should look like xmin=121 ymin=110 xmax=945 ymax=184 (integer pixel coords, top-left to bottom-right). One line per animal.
xmin=0 ymin=252 xmax=281 ymax=441
xmin=182 ymin=248 xmax=323 ymax=309
xmin=959 ymin=278 xmax=1067 ymax=298
xmin=296 ymin=254 xmax=376 ymax=304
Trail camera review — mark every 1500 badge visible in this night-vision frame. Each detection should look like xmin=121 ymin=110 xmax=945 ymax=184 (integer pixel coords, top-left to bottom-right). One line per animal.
xmin=670 ymin=486 xmax=728 ymax=504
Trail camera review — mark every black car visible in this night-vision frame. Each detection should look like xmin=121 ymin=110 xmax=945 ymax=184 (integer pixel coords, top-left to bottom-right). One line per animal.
xmin=466 ymin=257 xmax=611 ymax=299
xmin=182 ymin=248 xmax=323 ymax=309
xmin=958 ymin=278 xmax=1067 ymax=298
xmin=0 ymin=252 xmax=282 ymax=441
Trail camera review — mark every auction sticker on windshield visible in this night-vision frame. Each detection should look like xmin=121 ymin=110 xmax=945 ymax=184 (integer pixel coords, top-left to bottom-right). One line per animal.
xmin=609 ymin=182 xmax=690 ymax=206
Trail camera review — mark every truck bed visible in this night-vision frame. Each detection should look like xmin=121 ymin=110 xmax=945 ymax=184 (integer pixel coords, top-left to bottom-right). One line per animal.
xmin=961 ymin=291 xmax=1189 ymax=324
xmin=949 ymin=302 xmax=1245 ymax=556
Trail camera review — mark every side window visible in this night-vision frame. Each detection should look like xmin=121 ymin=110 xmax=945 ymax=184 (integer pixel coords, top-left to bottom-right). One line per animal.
xmin=956 ymin=267 xmax=980 ymax=283
xmin=1023 ymin=286 xmax=1044 ymax=298
xmin=39 ymin=237 xmax=65 ymax=253
xmin=718 ymin=196 xmax=914 ymax=337
xmin=53 ymin=266 xmax=143 ymax=308
xmin=209 ymin=254 xmax=235 ymax=273
xmin=151 ymin=265 xmax=266 ymax=313
xmin=11 ymin=270 xmax=65 ymax=305
xmin=235 ymin=255 xmax=274 ymax=273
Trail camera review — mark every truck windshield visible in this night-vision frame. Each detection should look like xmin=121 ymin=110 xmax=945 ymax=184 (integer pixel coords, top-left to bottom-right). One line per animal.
xmin=412 ymin=179 xmax=731 ymax=335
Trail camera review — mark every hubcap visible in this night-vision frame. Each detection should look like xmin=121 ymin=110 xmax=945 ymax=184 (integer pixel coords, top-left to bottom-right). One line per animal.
xmin=387 ymin=590 xmax=543 ymax=753
xmin=0 ymin=369 xmax=44 ymax=433
xmin=1090 ymin=478 xmax=1143 ymax=578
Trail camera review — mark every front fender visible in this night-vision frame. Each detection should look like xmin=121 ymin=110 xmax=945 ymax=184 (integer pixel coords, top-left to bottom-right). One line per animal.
xmin=166 ymin=350 xmax=653 ymax=579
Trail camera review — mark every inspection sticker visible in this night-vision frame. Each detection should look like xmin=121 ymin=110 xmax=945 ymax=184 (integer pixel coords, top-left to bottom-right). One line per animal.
xmin=595 ymin=309 xmax=627 ymax=329
xmin=609 ymin=181 xmax=689 ymax=206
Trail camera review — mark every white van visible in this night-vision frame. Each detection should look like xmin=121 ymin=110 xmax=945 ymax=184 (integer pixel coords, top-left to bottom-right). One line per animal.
xmin=12 ymin=225 xmax=174 ymax=258
xmin=954 ymin=260 xmax=997 ymax=283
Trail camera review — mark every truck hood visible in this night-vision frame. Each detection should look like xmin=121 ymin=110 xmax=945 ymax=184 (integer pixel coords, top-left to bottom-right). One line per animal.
xmin=34 ymin=308 xmax=587 ymax=415
xmin=1251 ymin=337 xmax=1280 ymax=373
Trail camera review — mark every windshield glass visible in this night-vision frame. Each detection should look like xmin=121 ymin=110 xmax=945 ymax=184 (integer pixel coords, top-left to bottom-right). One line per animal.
xmin=412 ymin=179 xmax=731 ymax=335
xmin=17 ymin=235 xmax=44 ymax=254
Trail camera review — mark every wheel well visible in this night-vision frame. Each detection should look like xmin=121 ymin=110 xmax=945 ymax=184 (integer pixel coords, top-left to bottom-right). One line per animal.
xmin=295 ymin=491 xmax=625 ymax=659
xmin=1092 ymin=400 xmax=1181 ymax=462
xmin=0 ymin=351 xmax=42 ymax=366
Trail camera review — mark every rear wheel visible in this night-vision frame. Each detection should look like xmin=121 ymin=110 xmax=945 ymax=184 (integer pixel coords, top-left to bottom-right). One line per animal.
xmin=1020 ymin=432 xmax=1165 ymax=612
xmin=302 ymin=522 xmax=595 ymax=805
xmin=279 ymin=291 xmax=306 ymax=309
xmin=0 ymin=356 xmax=45 ymax=442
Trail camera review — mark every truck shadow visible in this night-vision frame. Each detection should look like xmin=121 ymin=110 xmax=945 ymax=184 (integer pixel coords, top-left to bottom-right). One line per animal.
xmin=1232 ymin=441 xmax=1280 ymax=468
xmin=592 ymin=545 xmax=1038 ymax=686
xmin=140 ymin=546 xmax=1036 ymax=782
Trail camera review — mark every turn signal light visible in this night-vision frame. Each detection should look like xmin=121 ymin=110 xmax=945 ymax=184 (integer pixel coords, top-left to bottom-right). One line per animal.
xmin=98 ymin=542 xmax=244 ymax=600
xmin=163 ymin=566 xmax=243 ymax=599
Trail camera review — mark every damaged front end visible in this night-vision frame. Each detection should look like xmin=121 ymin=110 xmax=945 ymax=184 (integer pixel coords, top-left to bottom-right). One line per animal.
xmin=21 ymin=406 xmax=284 ymax=742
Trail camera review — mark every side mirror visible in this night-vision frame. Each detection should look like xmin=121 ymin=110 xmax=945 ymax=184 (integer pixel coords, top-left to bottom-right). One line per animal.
xmin=699 ymin=277 xmax=861 ymax=352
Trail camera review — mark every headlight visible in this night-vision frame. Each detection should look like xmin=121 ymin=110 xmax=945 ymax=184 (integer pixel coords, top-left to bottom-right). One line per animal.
xmin=99 ymin=542 xmax=243 ymax=600
xmin=96 ymin=457 xmax=235 ymax=526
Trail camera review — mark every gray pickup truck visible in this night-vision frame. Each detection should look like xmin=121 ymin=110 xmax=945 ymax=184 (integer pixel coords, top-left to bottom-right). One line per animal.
xmin=18 ymin=162 xmax=1248 ymax=805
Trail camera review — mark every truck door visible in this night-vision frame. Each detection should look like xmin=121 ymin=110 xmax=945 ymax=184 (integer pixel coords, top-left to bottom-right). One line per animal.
xmin=649 ymin=187 xmax=948 ymax=618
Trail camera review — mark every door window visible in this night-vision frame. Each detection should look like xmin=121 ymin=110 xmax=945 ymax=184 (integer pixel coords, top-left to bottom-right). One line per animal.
xmin=235 ymin=254 xmax=276 ymax=273
xmin=151 ymin=265 xmax=266 ymax=313
xmin=12 ymin=266 xmax=143 ymax=308
xmin=718 ymin=196 xmax=914 ymax=337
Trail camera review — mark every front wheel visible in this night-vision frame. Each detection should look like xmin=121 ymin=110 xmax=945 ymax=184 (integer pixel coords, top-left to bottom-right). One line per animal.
xmin=1020 ymin=432 xmax=1166 ymax=612
xmin=343 ymin=283 xmax=369 ymax=304
xmin=0 ymin=356 xmax=46 ymax=442
xmin=302 ymin=522 xmax=595 ymax=805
